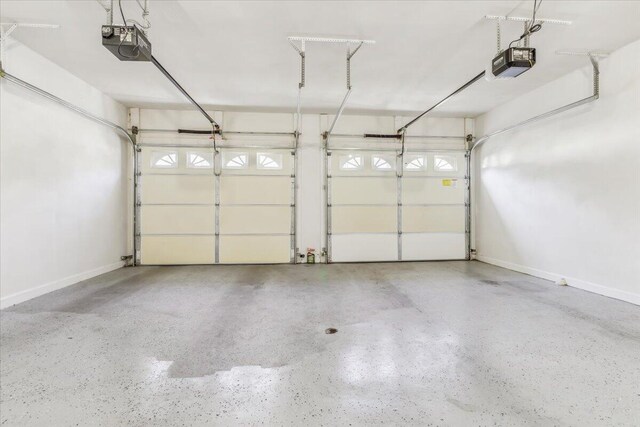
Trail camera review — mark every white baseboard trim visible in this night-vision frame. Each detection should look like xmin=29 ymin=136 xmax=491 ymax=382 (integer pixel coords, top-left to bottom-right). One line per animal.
xmin=476 ymin=255 xmax=640 ymax=306
xmin=1 ymin=261 xmax=124 ymax=309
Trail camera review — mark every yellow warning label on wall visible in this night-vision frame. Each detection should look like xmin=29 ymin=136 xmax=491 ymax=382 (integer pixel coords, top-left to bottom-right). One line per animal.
xmin=442 ymin=179 xmax=457 ymax=187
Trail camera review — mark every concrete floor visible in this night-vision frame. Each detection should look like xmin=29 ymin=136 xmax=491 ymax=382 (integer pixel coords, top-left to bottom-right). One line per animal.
xmin=1 ymin=261 xmax=639 ymax=426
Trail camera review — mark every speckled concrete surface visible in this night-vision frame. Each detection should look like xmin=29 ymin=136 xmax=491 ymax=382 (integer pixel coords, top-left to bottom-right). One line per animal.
xmin=1 ymin=261 xmax=639 ymax=426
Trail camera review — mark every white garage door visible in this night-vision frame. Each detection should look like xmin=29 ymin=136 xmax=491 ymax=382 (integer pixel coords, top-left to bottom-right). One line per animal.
xmin=138 ymin=146 xmax=216 ymax=264
xmin=401 ymin=151 xmax=467 ymax=260
xmin=137 ymin=146 xmax=294 ymax=265
xmin=327 ymin=149 xmax=468 ymax=262
xmin=328 ymin=150 xmax=399 ymax=262
xmin=218 ymin=148 xmax=294 ymax=264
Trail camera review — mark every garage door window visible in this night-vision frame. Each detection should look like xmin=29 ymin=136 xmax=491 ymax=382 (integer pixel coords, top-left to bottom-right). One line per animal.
xmin=257 ymin=153 xmax=283 ymax=170
xmin=404 ymin=155 xmax=426 ymax=171
xmin=223 ymin=152 xmax=248 ymax=169
xmin=372 ymin=155 xmax=394 ymax=171
xmin=187 ymin=152 xmax=213 ymax=169
xmin=151 ymin=151 xmax=178 ymax=168
xmin=340 ymin=154 xmax=363 ymax=170
xmin=434 ymin=155 xmax=457 ymax=172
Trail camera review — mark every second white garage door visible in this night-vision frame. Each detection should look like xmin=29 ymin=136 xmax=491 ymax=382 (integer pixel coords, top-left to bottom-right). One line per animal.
xmin=328 ymin=150 xmax=399 ymax=262
xmin=327 ymin=149 xmax=467 ymax=262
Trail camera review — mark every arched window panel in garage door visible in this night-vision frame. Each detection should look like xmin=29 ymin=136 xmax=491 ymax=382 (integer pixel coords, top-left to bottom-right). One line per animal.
xmin=328 ymin=150 xmax=399 ymax=262
xmin=187 ymin=152 xmax=214 ymax=169
xmin=400 ymin=151 xmax=467 ymax=261
xmin=218 ymin=148 xmax=294 ymax=264
xmin=331 ymin=152 xmax=396 ymax=176
xmin=402 ymin=152 xmax=465 ymax=177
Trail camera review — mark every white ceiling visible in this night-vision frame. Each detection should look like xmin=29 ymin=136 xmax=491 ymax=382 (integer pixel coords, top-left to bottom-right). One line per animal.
xmin=2 ymin=1 xmax=640 ymax=117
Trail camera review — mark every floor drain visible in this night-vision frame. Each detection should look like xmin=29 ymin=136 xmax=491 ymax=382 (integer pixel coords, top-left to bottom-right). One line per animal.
xmin=325 ymin=328 xmax=338 ymax=334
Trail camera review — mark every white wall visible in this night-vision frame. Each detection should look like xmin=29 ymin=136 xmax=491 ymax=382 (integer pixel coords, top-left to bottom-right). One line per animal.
xmin=473 ymin=39 xmax=640 ymax=305
xmin=0 ymin=39 xmax=130 ymax=308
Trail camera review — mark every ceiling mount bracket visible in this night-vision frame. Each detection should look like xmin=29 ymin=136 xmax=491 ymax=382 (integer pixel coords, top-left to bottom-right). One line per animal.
xmin=288 ymin=39 xmax=306 ymax=137
xmin=556 ymin=50 xmax=609 ymax=97
xmin=496 ymin=20 xmax=502 ymax=54
xmin=487 ymin=14 xmax=571 ymax=51
xmin=288 ymin=37 xmax=306 ymax=89
xmin=346 ymin=41 xmax=363 ymax=90
xmin=0 ymin=22 xmax=59 ymax=67
xmin=484 ymin=15 xmax=572 ymax=26
xmin=96 ymin=0 xmax=114 ymax=25
xmin=327 ymin=41 xmax=367 ymax=136
xmin=555 ymin=50 xmax=610 ymax=58
xmin=287 ymin=36 xmax=375 ymax=138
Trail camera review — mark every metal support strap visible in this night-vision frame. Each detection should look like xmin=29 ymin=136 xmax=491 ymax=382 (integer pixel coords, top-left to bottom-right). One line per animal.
xmin=327 ymin=42 xmax=365 ymax=137
xmin=289 ymin=39 xmax=306 ymax=139
xmin=327 ymin=90 xmax=352 ymax=136
xmin=300 ymin=52 xmax=306 ymax=88
xmin=346 ymin=42 xmax=363 ymax=90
